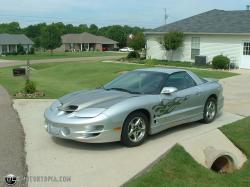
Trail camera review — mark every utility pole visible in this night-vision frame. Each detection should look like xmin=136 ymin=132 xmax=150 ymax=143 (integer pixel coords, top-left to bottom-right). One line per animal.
xmin=164 ymin=8 xmax=168 ymax=25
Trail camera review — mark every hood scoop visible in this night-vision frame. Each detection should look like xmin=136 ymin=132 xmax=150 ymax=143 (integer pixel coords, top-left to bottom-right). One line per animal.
xmin=59 ymin=105 xmax=78 ymax=113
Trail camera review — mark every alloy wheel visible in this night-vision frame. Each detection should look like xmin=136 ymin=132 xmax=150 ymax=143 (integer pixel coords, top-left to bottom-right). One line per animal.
xmin=206 ymin=101 xmax=216 ymax=120
xmin=128 ymin=117 xmax=146 ymax=143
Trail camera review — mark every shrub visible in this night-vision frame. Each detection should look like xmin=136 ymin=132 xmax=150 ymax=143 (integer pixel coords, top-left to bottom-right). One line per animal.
xmin=127 ymin=51 xmax=140 ymax=59
xmin=145 ymin=59 xmax=156 ymax=67
xmin=212 ymin=55 xmax=230 ymax=69
xmin=4 ymin=52 xmax=17 ymax=56
xmin=28 ymin=47 xmax=35 ymax=54
xmin=17 ymin=44 xmax=25 ymax=55
xmin=24 ymin=80 xmax=36 ymax=94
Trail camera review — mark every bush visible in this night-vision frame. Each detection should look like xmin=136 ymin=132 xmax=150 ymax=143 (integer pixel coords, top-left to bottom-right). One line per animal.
xmin=24 ymin=80 xmax=36 ymax=94
xmin=145 ymin=59 xmax=156 ymax=67
xmin=3 ymin=52 xmax=18 ymax=56
xmin=28 ymin=47 xmax=35 ymax=54
xmin=212 ymin=55 xmax=230 ymax=69
xmin=17 ymin=44 xmax=26 ymax=55
xmin=127 ymin=51 xmax=140 ymax=59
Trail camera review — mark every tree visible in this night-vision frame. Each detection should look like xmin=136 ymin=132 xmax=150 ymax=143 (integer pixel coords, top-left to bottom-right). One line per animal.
xmin=104 ymin=25 xmax=127 ymax=48
xmin=0 ymin=21 xmax=146 ymax=49
xmin=24 ymin=23 xmax=46 ymax=48
xmin=0 ymin=22 xmax=21 ymax=34
xmin=89 ymin=24 xmax=98 ymax=34
xmin=163 ymin=31 xmax=184 ymax=59
xmin=128 ymin=32 xmax=145 ymax=51
xmin=40 ymin=24 xmax=61 ymax=53
xmin=78 ymin=24 xmax=88 ymax=33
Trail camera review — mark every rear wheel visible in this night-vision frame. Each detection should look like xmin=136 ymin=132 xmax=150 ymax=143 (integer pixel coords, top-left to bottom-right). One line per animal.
xmin=121 ymin=112 xmax=149 ymax=147
xmin=203 ymin=97 xmax=217 ymax=123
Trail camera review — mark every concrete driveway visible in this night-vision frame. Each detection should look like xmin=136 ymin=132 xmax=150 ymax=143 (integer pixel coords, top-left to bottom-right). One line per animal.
xmin=220 ymin=69 xmax=250 ymax=116
xmin=13 ymin=99 xmax=242 ymax=187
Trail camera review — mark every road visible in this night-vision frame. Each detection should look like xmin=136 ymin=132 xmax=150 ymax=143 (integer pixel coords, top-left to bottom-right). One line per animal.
xmin=0 ymin=86 xmax=27 ymax=187
xmin=0 ymin=55 xmax=123 ymax=68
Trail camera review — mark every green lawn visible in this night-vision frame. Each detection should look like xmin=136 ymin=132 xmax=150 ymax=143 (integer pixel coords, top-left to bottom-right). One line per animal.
xmin=0 ymin=51 xmax=123 ymax=61
xmin=0 ymin=61 xmax=238 ymax=98
xmin=125 ymin=117 xmax=250 ymax=187
xmin=134 ymin=59 xmax=212 ymax=69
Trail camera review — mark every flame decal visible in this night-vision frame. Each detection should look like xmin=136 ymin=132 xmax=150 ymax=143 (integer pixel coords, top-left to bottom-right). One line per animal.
xmin=153 ymin=96 xmax=189 ymax=117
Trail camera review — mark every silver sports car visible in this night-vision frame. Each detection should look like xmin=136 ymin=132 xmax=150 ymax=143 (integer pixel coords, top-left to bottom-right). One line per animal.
xmin=44 ymin=68 xmax=223 ymax=147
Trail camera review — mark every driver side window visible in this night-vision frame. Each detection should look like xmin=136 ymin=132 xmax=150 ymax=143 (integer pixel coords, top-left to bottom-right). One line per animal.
xmin=165 ymin=72 xmax=196 ymax=90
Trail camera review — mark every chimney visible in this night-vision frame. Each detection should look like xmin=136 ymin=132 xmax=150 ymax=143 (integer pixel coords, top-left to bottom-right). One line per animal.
xmin=247 ymin=5 xmax=250 ymax=10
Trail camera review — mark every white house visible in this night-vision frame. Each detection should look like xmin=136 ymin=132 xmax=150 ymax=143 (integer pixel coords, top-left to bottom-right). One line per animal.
xmin=145 ymin=9 xmax=250 ymax=69
xmin=0 ymin=34 xmax=34 ymax=54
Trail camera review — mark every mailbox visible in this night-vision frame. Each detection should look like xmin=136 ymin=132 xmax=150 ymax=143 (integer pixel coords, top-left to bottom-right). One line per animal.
xmin=13 ymin=68 xmax=26 ymax=76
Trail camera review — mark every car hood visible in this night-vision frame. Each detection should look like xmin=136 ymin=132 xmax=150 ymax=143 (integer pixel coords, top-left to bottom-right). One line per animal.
xmin=58 ymin=89 xmax=136 ymax=111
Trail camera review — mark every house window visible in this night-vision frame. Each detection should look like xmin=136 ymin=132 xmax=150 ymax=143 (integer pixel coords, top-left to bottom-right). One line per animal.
xmin=2 ymin=45 xmax=7 ymax=53
xmin=243 ymin=42 xmax=250 ymax=56
xmin=191 ymin=37 xmax=200 ymax=59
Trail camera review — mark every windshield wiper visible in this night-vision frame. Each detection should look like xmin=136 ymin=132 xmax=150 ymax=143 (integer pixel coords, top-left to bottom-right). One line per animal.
xmin=107 ymin=88 xmax=141 ymax=94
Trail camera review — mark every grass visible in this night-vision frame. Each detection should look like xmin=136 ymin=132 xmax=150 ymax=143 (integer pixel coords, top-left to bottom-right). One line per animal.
xmin=125 ymin=117 xmax=250 ymax=187
xmin=0 ymin=51 xmax=123 ymax=61
xmin=0 ymin=61 xmax=238 ymax=98
xmin=133 ymin=59 xmax=212 ymax=69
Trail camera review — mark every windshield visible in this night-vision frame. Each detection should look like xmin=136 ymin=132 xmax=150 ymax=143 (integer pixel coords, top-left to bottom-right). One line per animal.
xmin=104 ymin=71 xmax=168 ymax=94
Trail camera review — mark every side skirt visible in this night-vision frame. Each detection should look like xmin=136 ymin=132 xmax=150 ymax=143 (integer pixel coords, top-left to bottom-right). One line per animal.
xmin=149 ymin=113 xmax=203 ymax=135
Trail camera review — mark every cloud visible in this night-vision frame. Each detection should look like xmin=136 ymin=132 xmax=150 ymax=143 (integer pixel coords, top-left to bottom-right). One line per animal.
xmin=0 ymin=0 xmax=249 ymax=28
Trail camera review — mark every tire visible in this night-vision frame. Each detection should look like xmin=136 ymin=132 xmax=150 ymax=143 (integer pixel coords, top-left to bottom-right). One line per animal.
xmin=203 ymin=97 xmax=217 ymax=123
xmin=121 ymin=112 xmax=149 ymax=147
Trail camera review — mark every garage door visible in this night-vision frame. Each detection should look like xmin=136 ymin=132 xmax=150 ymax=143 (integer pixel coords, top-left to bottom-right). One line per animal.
xmin=241 ymin=42 xmax=250 ymax=69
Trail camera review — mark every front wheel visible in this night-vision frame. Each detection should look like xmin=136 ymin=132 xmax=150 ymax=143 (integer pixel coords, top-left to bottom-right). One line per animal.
xmin=203 ymin=97 xmax=217 ymax=123
xmin=121 ymin=112 xmax=149 ymax=147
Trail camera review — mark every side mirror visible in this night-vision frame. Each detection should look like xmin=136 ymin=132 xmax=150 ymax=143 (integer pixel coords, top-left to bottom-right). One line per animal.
xmin=161 ymin=87 xmax=178 ymax=95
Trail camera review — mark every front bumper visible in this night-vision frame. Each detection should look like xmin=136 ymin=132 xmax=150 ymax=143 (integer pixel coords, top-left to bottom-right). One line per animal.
xmin=44 ymin=108 xmax=121 ymax=143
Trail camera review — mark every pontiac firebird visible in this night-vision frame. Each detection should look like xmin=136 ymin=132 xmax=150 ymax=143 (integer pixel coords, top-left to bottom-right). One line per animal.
xmin=44 ymin=68 xmax=224 ymax=147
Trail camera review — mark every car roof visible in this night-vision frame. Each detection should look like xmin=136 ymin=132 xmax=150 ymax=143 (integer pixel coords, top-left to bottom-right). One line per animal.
xmin=135 ymin=67 xmax=205 ymax=85
xmin=135 ymin=67 xmax=187 ymax=74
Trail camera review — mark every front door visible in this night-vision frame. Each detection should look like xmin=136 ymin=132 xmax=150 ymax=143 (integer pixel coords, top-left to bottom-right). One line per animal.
xmin=241 ymin=42 xmax=250 ymax=69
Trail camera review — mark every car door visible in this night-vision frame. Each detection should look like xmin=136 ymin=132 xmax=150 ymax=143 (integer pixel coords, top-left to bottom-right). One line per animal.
xmin=155 ymin=71 xmax=202 ymax=129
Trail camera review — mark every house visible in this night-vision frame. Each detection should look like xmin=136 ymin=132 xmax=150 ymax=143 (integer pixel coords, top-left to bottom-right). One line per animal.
xmin=0 ymin=34 xmax=34 ymax=54
xmin=145 ymin=9 xmax=250 ymax=69
xmin=59 ymin=32 xmax=118 ymax=52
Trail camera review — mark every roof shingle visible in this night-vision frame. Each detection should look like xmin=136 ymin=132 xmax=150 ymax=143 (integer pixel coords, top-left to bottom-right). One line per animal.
xmin=62 ymin=32 xmax=118 ymax=44
xmin=152 ymin=9 xmax=250 ymax=34
xmin=0 ymin=34 xmax=34 ymax=45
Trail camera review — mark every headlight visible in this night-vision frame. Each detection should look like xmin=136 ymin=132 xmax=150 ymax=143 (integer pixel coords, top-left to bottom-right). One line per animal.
xmin=74 ymin=108 xmax=106 ymax=118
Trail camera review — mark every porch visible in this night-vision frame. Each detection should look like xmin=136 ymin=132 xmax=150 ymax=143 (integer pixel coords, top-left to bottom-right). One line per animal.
xmin=0 ymin=44 xmax=32 ymax=54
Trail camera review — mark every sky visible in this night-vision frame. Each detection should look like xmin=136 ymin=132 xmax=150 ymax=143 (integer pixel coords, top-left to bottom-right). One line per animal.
xmin=0 ymin=0 xmax=250 ymax=29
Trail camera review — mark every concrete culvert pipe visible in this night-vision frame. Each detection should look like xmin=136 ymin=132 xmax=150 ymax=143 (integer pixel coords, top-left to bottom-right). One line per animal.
xmin=204 ymin=146 xmax=236 ymax=174
xmin=210 ymin=155 xmax=235 ymax=174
